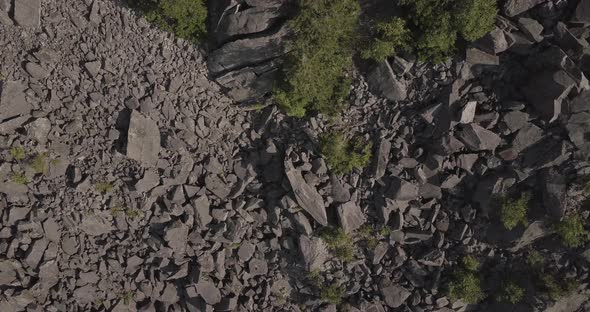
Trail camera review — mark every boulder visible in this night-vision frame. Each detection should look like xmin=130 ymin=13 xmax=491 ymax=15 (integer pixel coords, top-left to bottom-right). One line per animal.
xmin=542 ymin=169 xmax=566 ymax=219
xmin=523 ymin=70 xmax=576 ymax=122
xmin=367 ymin=60 xmax=407 ymax=102
xmin=285 ymin=159 xmax=327 ymax=226
xmin=215 ymin=6 xmax=284 ymax=42
xmin=518 ymin=17 xmax=544 ymax=42
xmin=456 ymin=124 xmax=501 ymax=151
xmin=504 ymin=0 xmax=545 ymax=17
xmin=337 ymin=201 xmax=365 ymax=233
xmin=215 ymin=61 xmax=280 ymax=102
xmin=385 ymin=177 xmax=418 ymax=201
xmin=13 ymin=0 xmax=41 ymax=27
xmin=573 ymin=0 xmax=590 ymax=24
xmin=0 ymin=81 xmax=31 ymax=121
xmin=379 ymin=279 xmax=410 ymax=308
xmin=127 ymin=110 xmax=160 ymax=167
xmin=299 ymin=236 xmax=329 ymax=271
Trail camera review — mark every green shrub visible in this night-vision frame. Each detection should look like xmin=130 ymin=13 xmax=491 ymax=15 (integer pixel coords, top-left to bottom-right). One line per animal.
xmin=31 ymin=153 xmax=49 ymax=175
xmin=10 ymin=146 xmax=26 ymax=161
xmin=448 ymin=270 xmax=484 ymax=304
xmin=11 ymin=172 xmax=28 ymax=184
xmin=130 ymin=0 xmax=207 ymax=42
xmin=320 ymin=227 xmax=354 ymax=262
xmin=497 ymin=280 xmax=524 ymax=304
xmin=462 ymin=255 xmax=479 ymax=272
xmin=320 ymin=132 xmax=372 ymax=175
xmin=362 ymin=17 xmax=410 ymax=62
xmin=320 ymin=284 xmax=345 ymax=305
xmin=273 ymin=0 xmax=361 ymax=117
xmin=454 ymin=0 xmax=497 ymax=41
xmin=96 ymin=182 xmax=114 ymax=194
xmin=358 ymin=225 xmax=378 ymax=249
xmin=539 ymin=273 xmax=579 ymax=301
xmin=500 ymin=192 xmax=530 ymax=230
xmin=527 ymin=250 xmax=544 ymax=269
xmin=554 ymin=214 xmax=589 ymax=248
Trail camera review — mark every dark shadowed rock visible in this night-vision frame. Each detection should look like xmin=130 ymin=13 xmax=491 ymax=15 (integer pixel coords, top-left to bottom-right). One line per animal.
xmin=567 ymin=112 xmax=590 ymax=159
xmin=14 ymin=0 xmax=41 ymax=27
xmin=476 ymin=28 xmax=510 ymax=54
xmin=457 ymin=124 xmax=501 ymax=151
xmin=127 ymin=111 xmax=160 ymax=167
xmin=504 ymin=0 xmax=545 ymax=17
xmin=523 ymin=70 xmax=576 ymax=122
xmin=518 ymin=17 xmax=544 ymax=42
xmin=385 ymin=177 xmax=418 ymax=201
xmin=379 ymin=279 xmax=411 ymax=308
xmin=215 ymin=6 xmax=284 ymax=42
xmin=367 ymin=60 xmax=407 ymax=102
xmin=196 ymin=280 xmax=221 ymax=305
xmin=542 ymin=169 xmax=566 ymax=219
xmin=337 ymin=201 xmax=365 ymax=233
xmin=574 ymin=0 xmax=590 ymax=24
xmin=510 ymin=221 xmax=553 ymax=251
xmin=215 ymin=61 xmax=280 ymax=102
xmin=466 ymin=48 xmax=499 ymax=66
xmin=285 ymin=159 xmax=327 ymax=226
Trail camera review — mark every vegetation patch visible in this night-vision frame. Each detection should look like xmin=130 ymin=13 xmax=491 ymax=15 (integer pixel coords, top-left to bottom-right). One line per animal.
xmin=448 ymin=255 xmax=484 ymax=304
xmin=273 ymin=0 xmax=361 ymax=117
xmin=538 ymin=273 xmax=579 ymax=301
xmin=31 ymin=153 xmax=49 ymax=175
xmin=10 ymin=146 xmax=26 ymax=161
xmin=11 ymin=172 xmax=28 ymax=185
xmin=497 ymin=279 xmax=524 ymax=304
xmin=320 ymin=131 xmax=372 ymax=175
xmin=554 ymin=213 xmax=589 ymax=248
xmin=96 ymin=182 xmax=114 ymax=194
xmin=500 ymin=192 xmax=530 ymax=230
xmin=362 ymin=17 xmax=410 ymax=62
xmin=320 ymin=284 xmax=345 ymax=305
xmin=128 ymin=0 xmax=207 ymax=42
xmin=527 ymin=250 xmax=544 ymax=269
xmin=320 ymin=227 xmax=355 ymax=262
xmin=461 ymin=255 xmax=479 ymax=272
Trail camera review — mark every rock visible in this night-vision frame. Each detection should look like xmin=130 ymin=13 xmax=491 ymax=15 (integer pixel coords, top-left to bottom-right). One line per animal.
xmin=477 ymin=28 xmax=510 ymax=54
xmin=299 ymin=236 xmax=328 ymax=271
xmin=373 ymin=242 xmax=389 ymax=265
xmin=215 ymin=61 xmax=280 ymax=102
xmin=285 ymin=159 xmax=327 ymax=226
xmin=193 ymin=195 xmax=212 ymax=226
xmin=43 ymin=217 xmax=61 ymax=243
xmin=503 ymin=0 xmax=545 ymax=17
xmin=380 ymin=279 xmax=411 ymax=308
xmin=466 ymin=48 xmax=499 ymax=66
xmin=419 ymin=183 xmax=442 ymax=199
xmin=127 ymin=110 xmax=160 ymax=167
xmin=456 ymin=124 xmax=501 ymax=151
xmin=567 ymin=112 xmax=590 ymax=159
xmin=337 ymin=201 xmax=365 ymax=233
xmin=0 ymin=10 xmax=12 ymax=26
xmin=27 ymin=118 xmax=51 ymax=145
xmin=0 ymin=261 xmax=18 ymax=285
xmin=0 ymin=81 xmax=31 ymax=121
xmin=248 ymin=258 xmax=268 ymax=276
xmin=89 ymin=0 xmax=100 ymax=23
xmin=385 ymin=177 xmax=418 ymax=201
xmin=205 ymin=174 xmax=231 ymax=200
xmin=135 ymin=170 xmax=160 ymax=192
xmin=523 ymin=70 xmax=576 ymax=122
xmin=502 ymin=111 xmax=528 ymax=133
xmin=517 ymin=17 xmax=544 ymax=42
xmin=208 ymin=26 xmax=288 ymax=75
xmin=511 ymin=123 xmax=544 ymax=154
xmin=374 ymin=138 xmax=391 ymax=179
xmin=13 ymin=0 xmax=41 ymax=27
xmin=542 ymin=169 xmax=566 ymax=219
xmin=84 ymin=60 xmax=101 ymax=78
xmin=196 ymin=280 xmax=221 ymax=305
xmin=215 ymin=6 xmax=283 ymax=41
xmin=574 ymin=0 xmax=590 ymax=24
xmin=459 ymin=101 xmax=477 ymax=124
xmin=419 ymin=249 xmax=445 ymax=267
xmin=74 ymin=284 xmax=97 ymax=304
xmin=238 ymin=241 xmax=255 ymax=262
xmin=510 ymin=221 xmax=553 ymax=251
xmin=25 ymin=62 xmax=48 ymax=79
xmin=368 ymin=60 xmax=407 ymax=102
xmin=24 ymin=239 xmax=48 ymax=269
xmin=0 ymin=182 xmax=28 ymax=204
xmin=80 ymin=214 xmax=113 ymax=236
xmin=164 ymin=221 xmax=188 ymax=258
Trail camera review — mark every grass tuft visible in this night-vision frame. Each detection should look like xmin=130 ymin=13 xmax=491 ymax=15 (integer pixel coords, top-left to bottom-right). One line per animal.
xmin=10 ymin=146 xmax=26 ymax=161
xmin=320 ymin=131 xmax=372 ymax=175
xmin=554 ymin=213 xmax=589 ymax=248
xmin=320 ymin=227 xmax=354 ymax=262
xmin=500 ymin=192 xmax=530 ymax=230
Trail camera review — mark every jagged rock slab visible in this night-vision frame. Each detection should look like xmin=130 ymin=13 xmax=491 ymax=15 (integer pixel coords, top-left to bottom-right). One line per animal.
xmin=215 ymin=6 xmax=284 ymax=41
xmin=567 ymin=112 xmax=590 ymax=159
xmin=503 ymin=0 xmax=545 ymax=17
xmin=374 ymin=138 xmax=391 ymax=179
xmin=542 ymin=169 xmax=566 ymax=218
xmin=285 ymin=159 xmax=327 ymax=226
xmin=215 ymin=61 xmax=280 ymax=102
xmin=337 ymin=201 xmax=365 ymax=233
xmin=379 ymin=279 xmax=410 ymax=308
xmin=523 ymin=70 xmax=576 ymax=122
xmin=127 ymin=110 xmax=160 ymax=167
xmin=0 ymin=81 xmax=31 ymax=121
xmin=196 ymin=280 xmax=221 ymax=305
xmin=574 ymin=0 xmax=590 ymax=24
xmin=14 ymin=0 xmax=41 ymax=27
xmin=385 ymin=177 xmax=418 ymax=201
xmin=457 ymin=124 xmax=501 ymax=151
xmin=80 ymin=214 xmax=113 ymax=236
xmin=367 ymin=60 xmax=407 ymax=102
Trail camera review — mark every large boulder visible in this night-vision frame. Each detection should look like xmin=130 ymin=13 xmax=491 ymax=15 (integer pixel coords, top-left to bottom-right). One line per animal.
xmin=127 ymin=110 xmax=161 ymax=167
xmin=367 ymin=60 xmax=407 ymax=102
xmin=503 ymin=0 xmax=546 ymax=17
xmin=523 ymin=70 xmax=576 ymax=122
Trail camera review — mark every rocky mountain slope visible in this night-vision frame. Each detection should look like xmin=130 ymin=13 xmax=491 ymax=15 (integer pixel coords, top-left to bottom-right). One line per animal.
xmin=1 ymin=0 xmax=590 ymax=312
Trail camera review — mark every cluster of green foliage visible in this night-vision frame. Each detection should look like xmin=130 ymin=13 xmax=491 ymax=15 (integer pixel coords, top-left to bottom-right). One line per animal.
xmin=497 ymin=280 xmax=524 ymax=304
xmin=554 ymin=213 xmax=589 ymax=248
xmin=129 ymin=0 xmax=207 ymax=42
xmin=448 ymin=255 xmax=484 ymax=304
xmin=399 ymin=0 xmax=497 ymax=63
xmin=527 ymin=250 xmax=545 ymax=269
xmin=11 ymin=172 xmax=28 ymax=185
xmin=358 ymin=225 xmax=378 ymax=249
xmin=31 ymin=153 xmax=49 ymax=175
xmin=96 ymin=182 xmax=114 ymax=194
xmin=362 ymin=17 xmax=410 ymax=62
xmin=273 ymin=0 xmax=361 ymax=117
xmin=320 ymin=131 xmax=372 ymax=175
xmin=538 ymin=273 xmax=579 ymax=301
xmin=320 ymin=227 xmax=354 ymax=262
xmin=500 ymin=192 xmax=531 ymax=230
xmin=10 ymin=146 xmax=26 ymax=161
xmin=320 ymin=284 xmax=345 ymax=305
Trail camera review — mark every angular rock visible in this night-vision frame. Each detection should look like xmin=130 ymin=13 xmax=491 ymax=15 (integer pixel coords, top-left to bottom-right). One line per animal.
xmin=337 ymin=201 xmax=365 ymax=233
xmin=196 ymin=280 xmax=221 ymax=305
xmin=84 ymin=60 xmax=101 ymax=78
xmin=205 ymin=174 xmax=231 ymax=200
xmin=574 ymin=0 xmax=590 ymax=24
xmin=14 ymin=0 xmax=41 ymax=27
xmin=193 ymin=195 xmax=212 ymax=226
xmin=477 ymin=28 xmax=510 ymax=54
xmin=238 ymin=241 xmax=255 ymax=262
xmin=542 ymin=169 xmax=566 ymax=219
xmin=523 ymin=70 xmax=576 ymax=122
xmin=510 ymin=221 xmax=553 ymax=251
xmin=215 ymin=6 xmax=283 ymax=41
xmin=43 ymin=217 xmax=61 ymax=243
xmin=285 ymin=159 xmax=327 ymax=226
xmin=25 ymin=62 xmax=48 ymax=79
xmin=127 ymin=110 xmax=160 ymax=167
xmin=374 ymin=138 xmax=391 ymax=179
xmin=502 ymin=111 xmax=528 ymax=133
xmin=248 ymin=258 xmax=268 ymax=276
xmin=80 ymin=214 xmax=113 ymax=236
xmin=0 ymin=81 xmax=31 ymax=121
xmin=380 ymin=279 xmax=411 ymax=308
xmin=567 ymin=112 xmax=590 ymax=159
xmin=299 ymin=236 xmax=328 ymax=271
xmin=504 ymin=0 xmax=545 ymax=17
xmin=459 ymin=101 xmax=477 ymax=124
xmin=466 ymin=48 xmax=499 ymax=66
xmin=215 ymin=61 xmax=280 ymax=102
xmin=457 ymin=124 xmax=501 ymax=151
xmin=164 ymin=221 xmax=188 ymax=258
xmin=135 ymin=170 xmax=160 ymax=192
xmin=385 ymin=177 xmax=418 ymax=201
xmin=368 ymin=60 xmax=407 ymax=102
xmin=25 ymin=239 xmax=48 ymax=269
xmin=518 ymin=17 xmax=544 ymax=42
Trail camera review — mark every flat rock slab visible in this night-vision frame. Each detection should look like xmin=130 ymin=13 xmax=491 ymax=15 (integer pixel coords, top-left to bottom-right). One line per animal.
xmin=14 ymin=0 xmax=41 ymax=27
xmin=0 ymin=81 xmax=31 ymax=121
xmin=457 ymin=124 xmax=501 ymax=151
xmin=80 ymin=214 xmax=113 ymax=236
xmin=504 ymin=0 xmax=545 ymax=17
xmin=367 ymin=60 xmax=407 ymax=102
xmin=285 ymin=159 xmax=327 ymax=226
xmin=523 ymin=70 xmax=576 ymax=122
xmin=337 ymin=201 xmax=365 ymax=233
xmin=127 ymin=110 xmax=160 ymax=167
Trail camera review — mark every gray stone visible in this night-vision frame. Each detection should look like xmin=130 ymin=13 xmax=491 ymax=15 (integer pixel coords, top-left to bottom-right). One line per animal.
xmin=164 ymin=221 xmax=188 ymax=258
xmin=504 ymin=0 xmax=545 ymax=17
xmin=574 ymin=0 xmax=590 ymax=23
xmin=385 ymin=177 xmax=418 ymax=201
xmin=466 ymin=48 xmax=499 ymax=66
xmin=368 ymin=60 xmax=407 ymax=102
xmin=74 ymin=284 xmax=97 ymax=304
xmin=0 ymin=81 xmax=31 ymax=121
xmin=193 ymin=195 xmax=212 ymax=226
xmin=299 ymin=235 xmax=328 ymax=271
xmin=14 ymin=0 xmax=41 ymax=27
xmin=216 ymin=6 xmax=283 ymax=40
xmin=0 ymin=10 xmax=12 ymax=26
xmin=457 ymin=124 xmax=501 ymax=151
xmin=0 ymin=261 xmax=18 ymax=285
xmin=27 ymin=118 xmax=51 ymax=144
xmin=43 ymin=217 xmax=61 ymax=243
xmin=0 ymin=115 xmax=30 ymax=134
xmin=196 ymin=280 xmax=221 ymax=305
xmin=567 ymin=112 xmax=590 ymax=159
xmin=380 ymin=279 xmax=411 ymax=308
xmin=89 ymin=0 xmax=100 ymax=23
xmin=542 ymin=169 xmax=566 ymax=219
xmin=127 ymin=111 xmax=160 ymax=167
xmin=285 ymin=159 xmax=327 ymax=226
xmin=518 ymin=17 xmax=544 ymax=42
xmin=477 ymin=28 xmax=510 ymax=54
xmin=25 ymin=62 xmax=48 ymax=79
xmin=374 ymin=139 xmax=391 ymax=179
xmin=373 ymin=242 xmax=389 ymax=265
xmin=419 ymin=183 xmax=442 ymax=199
xmin=510 ymin=221 xmax=553 ymax=251
xmin=84 ymin=61 xmax=101 ymax=78
xmin=523 ymin=70 xmax=576 ymax=122
xmin=159 ymin=283 xmax=179 ymax=303
xmin=248 ymin=258 xmax=268 ymax=276
xmin=25 ymin=239 xmax=48 ymax=269
xmin=205 ymin=174 xmax=231 ymax=199
xmin=459 ymin=101 xmax=477 ymax=124
xmin=337 ymin=201 xmax=365 ymax=233
xmin=502 ymin=111 xmax=528 ymax=133
xmin=238 ymin=241 xmax=255 ymax=262
xmin=80 ymin=214 xmax=113 ymax=236
xmin=215 ymin=61 xmax=279 ymax=102
xmin=135 ymin=170 xmax=160 ymax=192
xmin=419 ymin=249 xmax=445 ymax=267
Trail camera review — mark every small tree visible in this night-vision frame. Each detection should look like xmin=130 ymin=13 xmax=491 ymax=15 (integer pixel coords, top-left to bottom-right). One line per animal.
xmin=362 ymin=17 xmax=410 ymax=62
xmin=500 ymin=192 xmax=530 ymax=230
xmin=554 ymin=213 xmax=589 ymax=248
xmin=320 ymin=227 xmax=355 ymax=262
xmin=454 ymin=0 xmax=497 ymax=41
xmin=497 ymin=280 xmax=524 ymax=304
xmin=320 ymin=131 xmax=372 ymax=175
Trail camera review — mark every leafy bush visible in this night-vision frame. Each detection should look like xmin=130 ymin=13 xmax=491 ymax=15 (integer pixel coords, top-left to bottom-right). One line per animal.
xmin=273 ymin=0 xmax=361 ymax=117
xmin=454 ymin=0 xmax=497 ymax=41
xmin=320 ymin=227 xmax=354 ymax=262
xmin=362 ymin=17 xmax=410 ymax=62
xmin=527 ymin=250 xmax=544 ymax=269
xmin=497 ymin=280 xmax=524 ymax=304
xmin=539 ymin=273 xmax=579 ymax=301
xmin=320 ymin=284 xmax=345 ymax=305
xmin=448 ymin=270 xmax=484 ymax=304
xmin=462 ymin=255 xmax=479 ymax=272
xmin=500 ymin=192 xmax=530 ymax=230
xmin=554 ymin=214 xmax=589 ymax=248
xmin=320 ymin=131 xmax=372 ymax=175
xmin=10 ymin=146 xmax=26 ymax=161
xmin=129 ymin=0 xmax=207 ymax=42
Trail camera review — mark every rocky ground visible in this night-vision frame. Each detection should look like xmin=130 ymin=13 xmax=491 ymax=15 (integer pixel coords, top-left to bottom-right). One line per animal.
xmin=1 ymin=0 xmax=590 ymax=312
